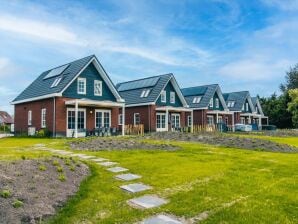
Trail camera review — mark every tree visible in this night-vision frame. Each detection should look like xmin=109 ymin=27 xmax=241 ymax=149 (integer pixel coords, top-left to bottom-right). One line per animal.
xmin=288 ymin=89 xmax=298 ymax=128
xmin=280 ymin=64 xmax=298 ymax=92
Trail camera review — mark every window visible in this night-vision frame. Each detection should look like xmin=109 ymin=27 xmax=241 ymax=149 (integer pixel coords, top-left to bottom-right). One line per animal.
xmin=192 ymin=96 xmax=201 ymax=104
xmin=171 ymin=114 xmax=180 ymax=128
xmin=218 ymin=116 xmax=223 ymax=123
xmin=95 ymin=110 xmax=111 ymax=128
xmin=187 ymin=115 xmax=192 ymax=127
xmin=28 ymin=110 xmax=32 ymax=126
xmin=209 ymin=98 xmax=213 ymax=108
xmin=215 ymin=98 xmax=219 ymax=108
xmin=51 ymin=77 xmax=62 ymax=88
xmin=134 ymin=113 xmax=140 ymax=125
xmin=246 ymin=102 xmax=249 ymax=111
xmin=67 ymin=109 xmax=86 ymax=130
xmin=41 ymin=108 xmax=46 ymax=128
xmin=94 ymin=80 xmax=102 ymax=96
xmin=161 ymin=90 xmax=166 ymax=103
xmin=227 ymin=101 xmax=235 ymax=107
xmin=170 ymin=91 xmax=175 ymax=104
xmin=141 ymin=89 xmax=150 ymax=98
xmin=207 ymin=116 xmax=214 ymax=125
xmin=118 ymin=114 xmax=123 ymax=125
xmin=242 ymin=104 xmax=245 ymax=111
xmin=225 ymin=117 xmax=229 ymax=124
xmin=77 ymin=78 xmax=86 ymax=94
xmin=77 ymin=111 xmax=85 ymax=129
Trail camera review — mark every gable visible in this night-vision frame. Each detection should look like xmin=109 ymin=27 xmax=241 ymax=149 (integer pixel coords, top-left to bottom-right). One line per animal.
xmin=208 ymin=91 xmax=225 ymax=111
xmin=156 ymin=80 xmax=183 ymax=107
xmin=242 ymin=98 xmax=253 ymax=113
xmin=63 ymin=63 xmax=117 ymax=101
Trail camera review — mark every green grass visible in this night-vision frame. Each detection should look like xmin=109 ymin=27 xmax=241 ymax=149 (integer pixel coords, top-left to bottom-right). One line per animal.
xmin=0 ymin=136 xmax=297 ymax=223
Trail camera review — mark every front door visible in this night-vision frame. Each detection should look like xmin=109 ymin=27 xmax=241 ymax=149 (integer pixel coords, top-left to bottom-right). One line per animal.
xmin=156 ymin=113 xmax=166 ymax=132
xmin=95 ymin=109 xmax=111 ymax=128
xmin=171 ymin=113 xmax=180 ymax=129
xmin=67 ymin=108 xmax=86 ymax=137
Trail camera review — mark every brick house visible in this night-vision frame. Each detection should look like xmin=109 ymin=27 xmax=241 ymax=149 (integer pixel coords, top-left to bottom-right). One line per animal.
xmin=181 ymin=84 xmax=234 ymax=128
xmin=11 ymin=55 xmax=125 ymax=137
xmin=251 ymin=96 xmax=268 ymax=126
xmin=116 ymin=74 xmax=192 ymax=132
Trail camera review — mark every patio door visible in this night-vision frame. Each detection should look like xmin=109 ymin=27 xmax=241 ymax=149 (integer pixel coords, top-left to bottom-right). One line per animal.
xmin=171 ymin=113 xmax=180 ymax=129
xmin=156 ymin=113 xmax=166 ymax=132
xmin=67 ymin=108 xmax=86 ymax=137
xmin=207 ymin=115 xmax=214 ymax=125
xmin=95 ymin=109 xmax=111 ymax=128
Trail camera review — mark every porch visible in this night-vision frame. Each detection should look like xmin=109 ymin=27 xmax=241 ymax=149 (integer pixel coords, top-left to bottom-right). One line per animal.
xmin=206 ymin=110 xmax=235 ymax=131
xmin=65 ymin=99 xmax=125 ymax=138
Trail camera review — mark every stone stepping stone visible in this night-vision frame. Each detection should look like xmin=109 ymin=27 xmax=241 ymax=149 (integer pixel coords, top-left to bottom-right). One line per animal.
xmin=107 ymin=167 xmax=128 ymax=173
xmin=98 ymin=161 xmax=118 ymax=167
xmin=141 ymin=214 xmax=183 ymax=224
xmin=55 ymin=151 xmax=72 ymax=155
xmin=78 ymin=155 xmax=96 ymax=159
xmin=120 ymin=183 xmax=151 ymax=193
xmin=91 ymin=158 xmax=108 ymax=162
xmin=115 ymin=173 xmax=141 ymax=181
xmin=128 ymin=195 xmax=167 ymax=209
xmin=34 ymin=144 xmax=46 ymax=147
xmin=70 ymin=154 xmax=87 ymax=157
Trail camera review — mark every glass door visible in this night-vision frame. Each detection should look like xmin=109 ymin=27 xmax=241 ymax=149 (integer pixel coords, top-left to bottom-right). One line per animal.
xmin=156 ymin=113 xmax=166 ymax=132
xmin=95 ymin=110 xmax=111 ymax=128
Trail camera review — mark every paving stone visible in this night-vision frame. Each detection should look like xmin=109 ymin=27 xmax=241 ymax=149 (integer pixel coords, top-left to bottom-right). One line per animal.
xmin=115 ymin=173 xmax=142 ymax=181
xmin=120 ymin=183 xmax=151 ymax=193
xmin=107 ymin=167 xmax=128 ymax=173
xmin=98 ymin=161 xmax=118 ymax=167
xmin=78 ymin=155 xmax=96 ymax=159
xmin=128 ymin=195 xmax=167 ymax=209
xmin=34 ymin=144 xmax=46 ymax=147
xmin=55 ymin=151 xmax=72 ymax=155
xmin=71 ymin=154 xmax=87 ymax=157
xmin=91 ymin=158 xmax=108 ymax=162
xmin=141 ymin=215 xmax=183 ymax=224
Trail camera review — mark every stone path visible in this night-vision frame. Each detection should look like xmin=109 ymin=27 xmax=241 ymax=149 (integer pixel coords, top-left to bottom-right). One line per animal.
xmin=141 ymin=214 xmax=183 ymax=224
xmin=107 ymin=166 xmax=128 ymax=173
xmin=116 ymin=173 xmax=141 ymax=181
xmin=120 ymin=183 xmax=152 ymax=193
xmin=128 ymin=195 xmax=167 ymax=209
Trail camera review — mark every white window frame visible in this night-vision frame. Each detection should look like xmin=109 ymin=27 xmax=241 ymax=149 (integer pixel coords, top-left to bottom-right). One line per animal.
xmin=193 ymin=96 xmax=201 ymax=104
xmin=77 ymin=77 xmax=86 ymax=95
xmin=242 ymin=104 xmax=245 ymax=111
xmin=170 ymin=91 xmax=175 ymax=104
xmin=209 ymin=98 xmax=214 ymax=108
xmin=187 ymin=115 xmax=192 ymax=127
xmin=95 ymin=109 xmax=111 ymax=128
xmin=215 ymin=98 xmax=219 ymax=108
xmin=133 ymin=113 xmax=140 ymax=125
xmin=171 ymin=113 xmax=180 ymax=128
xmin=28 ymin=110 xmax=32 ymax=126
xmin=246 ymin=102 xmax=249 ymax=111
xmin=161 ymin=90 xmax=166 ymax=103
xmin=207 ymin=115 xmax=214 ymax=125
xmin=66 ymin=108 xmax=86 ymax=130
xmin=51 ymin=77 xmax=62 ymax=88
xmin=141 ymin=89 xmax=150 ymax=98
xmin=118 ymin=114 xmax=123 ymax=125
xmin=94 ymin=80 xmax=102 ymax=96
xmin=41 ymin=108 xmax=46 ymax=128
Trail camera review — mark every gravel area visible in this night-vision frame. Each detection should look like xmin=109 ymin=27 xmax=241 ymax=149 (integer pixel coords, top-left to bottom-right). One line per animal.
xmin=0 ymin=158 xmax=89 ymax=224
xmin=69 ymin=138 xmax=180 ymax=151
xmin=148 ymin=132 xmax=298 ymax=153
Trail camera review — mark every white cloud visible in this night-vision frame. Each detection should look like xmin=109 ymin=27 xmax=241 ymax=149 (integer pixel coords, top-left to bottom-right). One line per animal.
xmin=262 ymin=0 xmax=298 ymax=11
xmin=0 ymin=15 xmax=86 ymax=46
xmin=0 ymin=57 xmax=19 ymax=78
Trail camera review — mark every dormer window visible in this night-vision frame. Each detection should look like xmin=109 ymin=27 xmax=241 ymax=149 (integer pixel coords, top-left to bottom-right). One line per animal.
xmin=170 ymin=91 xmax=175 ymax=104
xmin=141 ymin=89 xmax=150 ymax=98
xmin=94 ymin=80 xmax=102 ymax=96
xmin=161 ymin=90 xmax=166 ymax=102
xmin=227 ymin=101 xmax=235 ymax=107
xmin=51 ymin=77 xmax=62 ymax=88
xmin=192 ymin=96 xmax=201 ymax=104
xmin=77 ymin=78 xmax=86 ymax=94
xmin=209 ymin=98 xmax=213 ymax=108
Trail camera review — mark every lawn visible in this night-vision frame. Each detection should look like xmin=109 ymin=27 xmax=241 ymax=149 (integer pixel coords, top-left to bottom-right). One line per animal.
xmin=0 ymin=136 xmax=297 ymax=223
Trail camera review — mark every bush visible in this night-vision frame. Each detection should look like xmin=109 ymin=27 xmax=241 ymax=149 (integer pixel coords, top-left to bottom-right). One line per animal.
xmin=56 ymin=166 xmax=63 ymax=173
xmin=70 ymin=166 xmax=75 ymax=172
xmin=58 ymin=174 xmax=66 ymax=182
xmin=12 ymin=199 xmax=23 ymax=208
xmin=21 ymin=155 xmax=26 ymax=160
xmin=39 ymin=165 xmax=47 ymax=171
xmin=0 ymin=189 xmax=11 ymax=198
xmin=52 ymin=160 xmax=59 ymax=166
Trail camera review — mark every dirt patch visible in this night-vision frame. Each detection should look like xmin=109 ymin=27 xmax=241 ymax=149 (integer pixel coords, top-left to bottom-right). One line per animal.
xmin=0 ymin=157 xmax=89 ymax=224
xmin=148 ymin=132 xmax=297 ymax=153
xmin=69 ymin=138 xmax=180 ymax=151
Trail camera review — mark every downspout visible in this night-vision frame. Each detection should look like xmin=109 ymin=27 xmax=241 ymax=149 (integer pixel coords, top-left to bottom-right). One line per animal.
xmin=53 ymin=97 xmax=56 ymax=137
xmin=148 ymin=105 xmax=151 ymax=133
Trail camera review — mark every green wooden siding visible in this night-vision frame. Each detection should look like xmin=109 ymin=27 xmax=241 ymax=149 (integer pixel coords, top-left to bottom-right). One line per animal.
xmin=63 ymin=63 xmax=116 ymax=101
xmin=242 ymin=99 xmax=252 ymax=113
xmin=156 ymin=81 xmax=183 ymax=107
xmin=208 ymin=92 xmax=224 ymax=111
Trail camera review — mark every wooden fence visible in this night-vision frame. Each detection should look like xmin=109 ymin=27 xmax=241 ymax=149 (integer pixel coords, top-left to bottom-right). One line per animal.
xmin=124 ymin=124 xmax=144 ymax=136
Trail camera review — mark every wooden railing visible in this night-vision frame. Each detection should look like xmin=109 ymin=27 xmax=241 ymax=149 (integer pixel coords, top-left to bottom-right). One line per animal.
xmin=125 ymin=124 xmax=144 ymax=136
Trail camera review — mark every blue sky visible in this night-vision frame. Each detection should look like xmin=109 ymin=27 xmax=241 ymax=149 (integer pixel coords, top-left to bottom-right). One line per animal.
xmin=1 ymin=0 xmax=298 ymax=114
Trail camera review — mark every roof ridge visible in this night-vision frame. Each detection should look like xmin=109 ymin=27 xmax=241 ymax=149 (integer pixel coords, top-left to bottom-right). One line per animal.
xmin=117 ymin=73 xmax=173 ymax=86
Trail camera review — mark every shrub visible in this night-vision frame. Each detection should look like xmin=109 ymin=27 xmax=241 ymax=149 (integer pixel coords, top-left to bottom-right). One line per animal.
xmin=70 ymin=166 xmax=75 ymax=172
xmin=12 ymin=199 xmax=23 ymax=208
xmin=56 ymin=166 xmax=63 ymax=173
xmin=21 ymin=155 xmax=26 ymax=160
xmin=39 ymin=165 xmax=47 ymax=171
xmin=64 ymin=159 xmax=71 ymax=166
xmin=52 ymin=160 xmax=59 ymax=166
xmin=0 ymin=189 xmax=11 ymax=198
xmin=58 ymin=174 xmax=66 ymax=182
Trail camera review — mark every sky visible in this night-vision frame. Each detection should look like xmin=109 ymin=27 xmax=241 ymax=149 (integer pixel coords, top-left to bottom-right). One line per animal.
xmin=1 ymin=0 xmax=298 ymax=114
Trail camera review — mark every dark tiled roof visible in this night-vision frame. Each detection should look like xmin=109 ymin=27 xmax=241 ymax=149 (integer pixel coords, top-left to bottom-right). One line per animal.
xmin=251 ymin=97 xmax=258 ymax=106
xmin=251 ymin=97 xmax=264 ymax=115
xmin=181 ymin=84 xmax=219 ymax=108
xmin=116 ymin=74 xmax=173 ymax=105
xmin=0 ymin=111 xmax=13 ymax=124
xmin=223 ymin=91 xmax=251 ymax=111
xmin=12 ymin=55 xmax=95 ymax=102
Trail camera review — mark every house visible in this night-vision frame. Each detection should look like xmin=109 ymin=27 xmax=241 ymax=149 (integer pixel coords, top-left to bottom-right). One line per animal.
xmin=11 ymin=55 xmax=125 ymax=137
xmin=116 ymin=74 xmax=192 ymax=132
xmin=223 ymin=91 xmax=257 ymax=125
xmin=0 ymin=111 xmax=14 ymax=131
xmin=251 ymin=97 xmax=268 ymax=126
xmin=181 ymin=84 xmax=234 ymax=128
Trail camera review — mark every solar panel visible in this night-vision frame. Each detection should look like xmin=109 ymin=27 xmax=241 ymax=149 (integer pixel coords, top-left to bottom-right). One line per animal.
xmin=182 ymin=86 xmax=207 ymax=96
xmin=43 ymin=64 xmax=69 ymax=80
xmin=118 ymin=77 xmax=160 ymax=91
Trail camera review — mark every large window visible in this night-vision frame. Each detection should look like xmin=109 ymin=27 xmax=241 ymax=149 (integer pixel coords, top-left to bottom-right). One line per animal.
xmin=134 ymin=113 xmax=140 ymax=125
xmin=77 ymin=78 xmax=86 ymax=94
xmin=161 ymin=90 xmax=166 ymax=103
xmin=156 ymin=113 xmax=166 ymax=130
xmin=95 ymin=110 xmax=111 ymax=128
xmin=171 ymin=114 xmax=180 ymax=128
xmin=67 ymin=109 xmax=85 ymax=130
xmin=41 ymin=108 xmax=46 ymax=128
xmin=170 ymin=91 xmax=175 ymax=104
xmin=94 ymin=80 xmax=102 ymax=96
xmin=28 ymin=110 xmax=32 ymax=126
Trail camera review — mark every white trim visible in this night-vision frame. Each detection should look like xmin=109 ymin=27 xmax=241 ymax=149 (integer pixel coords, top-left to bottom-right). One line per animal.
xmin=133 ymin=113 xmax=140 ymax=125
xmin=28 ymin=110 xmax=32 ymax=126
xmin=255 ymin=98 xmax=264 ymax=116
xmin=77 ymin=77 xmax=86 ymax=94
xmin=187 ymin=115 xmax=192 ymax=127
xmin=118 ymin=114 xmax=123 ymax=125
xmin=11 ymin=93 xmax=61 ymax=105
xmin=209 ymin=98 xmax=214 ymax=108
xmin=214 ymin=86 xmax=228 ymax=110
xmin=161 ymin=90 xmax=167 ymax=103
xmin=156 ymin=112 xmax=167 ymax=132
xmin=207 ymin=115 xmax=214 ymax=125
xmin=41 ymin=108 xmax=46 ymax=128
xmin=170 ymin=91 xmax=175 ymax=104
xmin=171 ymin=113 xmax=180 ymax=128
xmin=95 ymin=109 xmax=111 ymax=128
xmin=94 ymin=80 xmax=102 ymax=96
xmin=156 ymin=106 xmax=192 ymax=112
xmin=125 ymin=102 xmax=155 ymax=107
xmin=66 ymin=107 xmax=86 ymax=137
xmin=65 ymin=99 xmax=124 ymax=107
